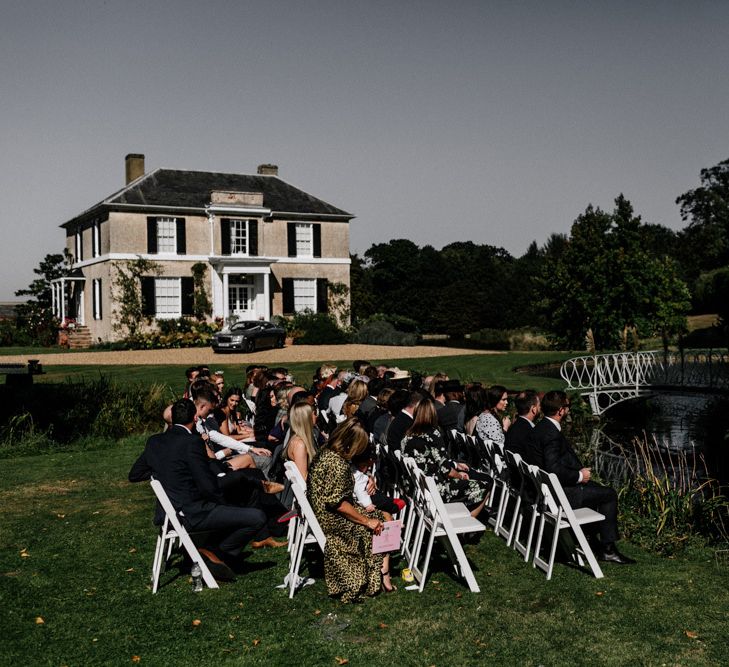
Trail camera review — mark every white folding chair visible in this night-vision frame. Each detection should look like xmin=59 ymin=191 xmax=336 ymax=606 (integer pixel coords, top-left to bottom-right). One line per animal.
xmin=407 ymin=468 xmax=486 ymax=593
xmin=512 ymin=459 xmax=541 ymax=562
xmin=498 ymin=450 xmax=525 ymax=545
xmin=149 ymin=479 xmax=219 ymax=593
xmin=531 ymin=469 xmax=605 ymax=580
xmin=282 ymin=463 xmax=327 ymax=598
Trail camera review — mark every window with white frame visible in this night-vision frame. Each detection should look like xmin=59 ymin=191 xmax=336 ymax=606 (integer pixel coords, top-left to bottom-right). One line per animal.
xmin=156 ymin=217 xmax=177 ymax=253
xmin=92 ymin=278 xmax=102 ymax=320
xmin=92 ymin=220 xmax=101 ymax=257
xmin=230 ymin=219 xmax=249 ymax=255
xmin=293 ymin=278 xmax=316 ymax=312
xmin=295 ymin=223 xmax=313 ymax=257
xmin=155 ymin=278 xmax=181 ymax=318
xmin=74 ymin=228 xmax=83 ymax=262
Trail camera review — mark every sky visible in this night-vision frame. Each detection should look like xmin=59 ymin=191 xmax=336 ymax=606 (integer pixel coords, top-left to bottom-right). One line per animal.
xmin=2 ymin=0 xmax=729 ymax=300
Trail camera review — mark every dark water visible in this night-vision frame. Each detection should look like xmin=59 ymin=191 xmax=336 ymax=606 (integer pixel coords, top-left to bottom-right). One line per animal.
xmin=598 ymin=392 xmax=729 ymax=484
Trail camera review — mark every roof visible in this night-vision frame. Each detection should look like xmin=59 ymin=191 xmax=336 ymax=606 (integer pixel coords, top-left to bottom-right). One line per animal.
xmin=62 ymin=168 xmax=353 ymax=227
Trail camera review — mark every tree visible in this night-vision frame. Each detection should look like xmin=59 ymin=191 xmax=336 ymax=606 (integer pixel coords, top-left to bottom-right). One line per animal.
xmin=541 ymin=196 xmax=690 ymax=350
xmin=190 ymin=262 xmax=212 ymax=321
xmin=14 ymin=251 xmax=72 ymax=345
xmin=112 ymin=257 xmax=161 ymax=338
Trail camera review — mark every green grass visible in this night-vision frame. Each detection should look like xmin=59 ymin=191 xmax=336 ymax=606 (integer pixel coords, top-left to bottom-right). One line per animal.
xmin=2 ymin=439 xmax=728 ymax=666
xmin=32 ymin=351 xmax=570 ymax=394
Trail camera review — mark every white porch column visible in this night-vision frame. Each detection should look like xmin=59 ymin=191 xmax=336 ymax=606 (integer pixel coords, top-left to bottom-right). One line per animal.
xmin=222 ymin=272 xmax=229 ymax=323
xmin=51 ymin=283 xmax=57 ymax=318
xmin=60 ymin=280 xmax=66 ymax=321
xmin=262 ymin=272 xmax=270 ymax=321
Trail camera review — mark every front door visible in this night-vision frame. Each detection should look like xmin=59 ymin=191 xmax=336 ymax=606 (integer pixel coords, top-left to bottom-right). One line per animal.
xmin=228 ymin=282 xmax=255 ymax=320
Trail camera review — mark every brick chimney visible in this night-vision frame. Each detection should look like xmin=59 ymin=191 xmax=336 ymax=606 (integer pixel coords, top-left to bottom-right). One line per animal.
xmin=257 ymin=163 xmax=278 ymax=176
xmin=125 ymin=153 xmax=145 ymax=184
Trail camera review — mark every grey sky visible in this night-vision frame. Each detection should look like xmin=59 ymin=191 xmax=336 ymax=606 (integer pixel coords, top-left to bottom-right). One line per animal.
xmin=2 ymin=1 xmax=728 ymax=300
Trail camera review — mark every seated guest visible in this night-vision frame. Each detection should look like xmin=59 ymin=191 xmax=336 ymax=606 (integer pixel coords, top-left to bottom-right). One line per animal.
xmin=353 ymin=360 xmax=370 ymax=375
xmin=215 ymin=387 xmax=254 ymax=441
xmin=525 ymin=390 xmax=635 ymax=564
xmin=463 ymin=384 xmax=487 ymax=436
xmin=128 ymin=399 xmax=267 ymax=580
xmin=356 ymin=378 xmax=384 ymax=427
xmin=213 ymin=370 xmax=225 ymax=394
xmin=307 ymin=419 xmax=396 ymax=602
xmin=504 ymin=390 xmax=540 ymax=459
xmin=386 ymin=389 xmax=426 ymax=451
xmin=430 ymin=373 xmax=449 ymax=405
xmin=340 ymin=379 xmax=368 ymax=422
xmin=436 ymin=380 xmax=464 ymax=434
xmin=476 ymin=385 xmax=511 ymax=446
xmin=351 ymin=445 xmax=405 ymax=516
xmin=327 ymin=370 xmax=352 ymax=418
xmin=402 ymin=397 xmax=489 ymax=519
xmin=183 ymin=366 xmax=200 ymax=399
xmin=282 ymin=401 xmax=318 ymax=481
xmin=316 ymin=365 xmax=342 ymax=412
xmin=369 ymin=387 xmax=397 ymax=439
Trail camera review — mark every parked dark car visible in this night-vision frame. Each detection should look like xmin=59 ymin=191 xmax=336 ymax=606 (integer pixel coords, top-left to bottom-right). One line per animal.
xmin=212 ymin=320 xmax=286 ymax=353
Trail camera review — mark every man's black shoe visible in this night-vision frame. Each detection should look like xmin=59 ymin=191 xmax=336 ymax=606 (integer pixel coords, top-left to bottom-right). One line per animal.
xmin=198 ymin=548 xmax=237 ymax=582
xmin=598 ymin=545 xmax=636 ymax=565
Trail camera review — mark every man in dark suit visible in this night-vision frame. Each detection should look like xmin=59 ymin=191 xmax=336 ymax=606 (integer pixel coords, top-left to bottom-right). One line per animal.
xmin=526 ymin=390 xmax=635 ymax=565
xmin=129 ymin=399 xmax=267 ymax=580
xmin=504 ymin=390 xmax=540 ymax=459
xmin=387 ymin=390 xmax=426 ymax=451
xmin=436 ymin=380 xmax=464 ymax=434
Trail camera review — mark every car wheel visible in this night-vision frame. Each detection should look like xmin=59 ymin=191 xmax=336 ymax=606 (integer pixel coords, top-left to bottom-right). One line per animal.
xmin=245 ymin=339 xmax=255 ymax=353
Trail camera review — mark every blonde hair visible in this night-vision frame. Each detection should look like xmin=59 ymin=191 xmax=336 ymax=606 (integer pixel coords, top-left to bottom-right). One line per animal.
xmin=327 ymin=418 xmax=369 ymax=461
xmin=346 ymin=379 xmax=368 ymax=403
xmin=285 ymin=402 xmax=316 ymax=463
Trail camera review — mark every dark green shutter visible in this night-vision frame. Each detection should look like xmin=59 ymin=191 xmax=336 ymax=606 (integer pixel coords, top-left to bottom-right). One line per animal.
xmin=97 ymin=279 xmax=103 ymax=320
xmin=282 ymin=278 xmax=294 ymax=314
xmin=316 ymin=278 xmax=328 ymax=313
xmin=248 ymin=220 xmax=258 ymax=256
xmin=147 ymin=217 xmax=158 ymax=254
xmin=221 ymin=218 xmax=231 ymax=255
xmin=141 ymin=277 xmax=155 ymax=316
xmin=176 ymin=218 xmax=186 ymax=254
xmin=313 ymin=224 xmax=321 ymax=258
xmin=287 ymin=222 xmax=296 ymax=257
xmin=181 ymin=276 xmax=194 ymax=315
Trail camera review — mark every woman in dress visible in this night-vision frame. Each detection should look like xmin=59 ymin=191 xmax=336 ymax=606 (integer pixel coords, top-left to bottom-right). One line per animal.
xmin=307 ymin=419 xmax=395 ymax=602
xmin=402 ymin=397 xmax=489 ymax=518
xmin=282 ymin=401 xmax=317 ymax=481
xmin=475 ymin=385 xmax=511 ymax=447
xmin=215 ymin=387 xmax=254 ymax=440
xmin=340 ymin=379 xmax=368 ymax=421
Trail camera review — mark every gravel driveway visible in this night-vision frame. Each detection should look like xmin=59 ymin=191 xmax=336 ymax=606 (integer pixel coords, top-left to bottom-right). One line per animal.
xmin=0 ymin=344 xmax=498 ymax=366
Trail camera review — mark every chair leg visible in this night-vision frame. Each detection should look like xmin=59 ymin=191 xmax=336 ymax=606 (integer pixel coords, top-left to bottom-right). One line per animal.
xmin=416 ymin=524 xmax=438 ymax=592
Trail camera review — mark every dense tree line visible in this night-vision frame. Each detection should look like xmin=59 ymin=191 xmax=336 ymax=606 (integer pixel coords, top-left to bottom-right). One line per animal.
xmin=352 ymin=158 xmax=729 ymax=348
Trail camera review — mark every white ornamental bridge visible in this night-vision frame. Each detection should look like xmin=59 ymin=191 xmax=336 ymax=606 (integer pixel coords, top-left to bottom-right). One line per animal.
xmin=560 ymin=349 xmax=729 ymax=416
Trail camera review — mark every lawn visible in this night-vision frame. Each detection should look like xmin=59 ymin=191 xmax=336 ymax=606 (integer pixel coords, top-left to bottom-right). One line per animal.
xmin=32 ymin=351 xmax=570 ymax=394
xmin=2 ymin=438 xmax=728 ymax=666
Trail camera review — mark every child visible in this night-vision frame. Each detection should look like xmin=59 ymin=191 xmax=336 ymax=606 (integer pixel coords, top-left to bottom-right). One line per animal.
xmin=351 ymin=446 xmax=405 ymax=515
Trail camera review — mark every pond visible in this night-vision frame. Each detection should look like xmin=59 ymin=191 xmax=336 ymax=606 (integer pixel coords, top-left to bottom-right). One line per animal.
xmin=594 ymin=391 xmax=729 ymax=485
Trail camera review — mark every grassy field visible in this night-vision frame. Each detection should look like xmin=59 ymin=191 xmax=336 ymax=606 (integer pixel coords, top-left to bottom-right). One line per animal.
xmin=2 ymin=438 xmax=728 ymax=666
xmin=30 ymin=351 xmax=569 ymax=394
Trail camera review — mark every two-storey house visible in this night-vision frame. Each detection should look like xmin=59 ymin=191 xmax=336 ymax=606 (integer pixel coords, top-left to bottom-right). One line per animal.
xmin=53 ymin=154 xmax=353 ymax=342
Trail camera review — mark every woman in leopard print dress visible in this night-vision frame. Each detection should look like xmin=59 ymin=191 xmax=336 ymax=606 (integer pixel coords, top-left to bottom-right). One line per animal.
xmin=307 ymin=419 xmax=394 ymax=603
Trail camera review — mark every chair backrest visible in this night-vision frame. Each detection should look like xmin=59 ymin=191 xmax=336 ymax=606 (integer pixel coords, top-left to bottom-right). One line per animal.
xmin=534 ymin=468 xmax=561 ymax=515
xmin=284 ymin=460 xmax=307 ymax=489
xmin=150 ymin=478 xmax=181 ymax=527
xmin=504 ymin=449 xmax=525 ymax=492
xmin=284 ymin=466 xmax=326 ymax=549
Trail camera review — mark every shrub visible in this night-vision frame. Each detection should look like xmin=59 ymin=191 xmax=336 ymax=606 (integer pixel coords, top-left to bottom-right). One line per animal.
xmin=470 ymin=328 xmax=511 ymax=350
xmin=471 ymin=327 xmax=553 ymax=351
xmin=293 ymin=313 xmax=349 ymax=345
xmin=352 ymin=320 xmax=418 ymax=346
xmin=617 ymin=437 xmax=729 ymax=555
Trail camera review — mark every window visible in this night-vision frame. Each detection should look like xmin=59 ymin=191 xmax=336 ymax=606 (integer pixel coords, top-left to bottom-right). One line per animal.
xmin=154 ymin=278 xmax=181 ymax=318
xmin=75 ymin=228 xmax=83 ymax=262
xmin=230 ymin=219 xmax=249 ymax=255
xmin=156 ymin=217 xmax=177 ymax=253
xmin=293 ymin=278 xmax=316 ymax=312
xmin=92 ymin=220 xmax=101 ymax=257
xmin=295 ymin=223 xmax=313 ymax=257
xmin=92 ymin=278 xmax=102 ymax=320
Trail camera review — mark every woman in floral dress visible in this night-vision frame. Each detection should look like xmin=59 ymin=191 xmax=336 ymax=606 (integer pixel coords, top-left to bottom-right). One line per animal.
xmin=307 ymin=419 xmax=395 ymax=602
xmin=402 ymin=397 xmax=490 ymax=518
xmin=475 ymin=385 xmax=511 ymax=446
